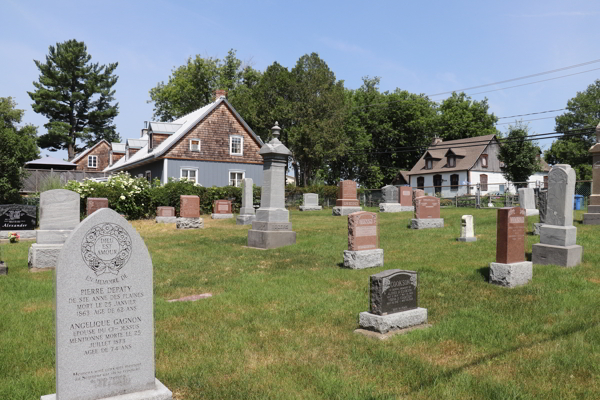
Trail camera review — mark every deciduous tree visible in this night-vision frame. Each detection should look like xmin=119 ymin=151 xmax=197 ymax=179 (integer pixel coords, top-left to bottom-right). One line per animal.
xmin=497 ymin=123 xmax=540 ymax=185
xmin=437 ymin=92 xmax=498 ymax=140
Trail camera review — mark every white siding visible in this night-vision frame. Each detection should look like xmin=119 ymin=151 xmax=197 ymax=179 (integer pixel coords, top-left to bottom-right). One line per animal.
xmin=410 ymin=171 xmax=469 ymax=197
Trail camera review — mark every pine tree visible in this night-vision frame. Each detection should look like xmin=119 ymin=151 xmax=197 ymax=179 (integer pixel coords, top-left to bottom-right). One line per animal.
xmin=28 ymin=39 xmax=120 ymax=160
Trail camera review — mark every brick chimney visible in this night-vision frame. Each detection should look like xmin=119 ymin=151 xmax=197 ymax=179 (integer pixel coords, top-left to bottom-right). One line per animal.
xmin=215 ymin=89 xmax=228 ymax=100
xmin=431 ymin=135 xmax=443 ymax=146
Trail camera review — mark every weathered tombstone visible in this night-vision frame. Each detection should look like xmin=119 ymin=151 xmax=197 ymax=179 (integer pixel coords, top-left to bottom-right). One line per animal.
xmin=399 ymin=187 xmax=414 ymax=210
xmin=489 ymin=207 xmax=532 ymax=287
xmin=356 ymin=269 xmax=429 ymax=337
xmin=411 ymin=196 xmax=444 ymax=229
xmin=247 ymin=122 xmax=296 ymax=249
xmin=583 ymin=123 xmax=600 ymax=224
xmin=412 ymin=189 xmax=425 ymax=208
xmin=379 ymin=185 xmax=402 ymax=213
xmin=86 ymin=198 xmax=109 ymax=216
xmin=532 ymin=164 xmax=582 ymax=267
xmin=0 ymin=204 xmax=37 ymax=240
xmin=518 ymin=188 xmax=539 ymax=216
xmin=40 ymin=208 xmax=172 ymax=400
xmin=343 ymin=211 xmax=383 ymax=269
xmin=533 ymin=189 xmax=547 ymax=235
xmin=299 ymin=193 xmax=322 ymax=211
xmin=28 ymin=189 xmax=80 ymax=271
xmin=332 ymin=180 xmax=362 ymax=216
xmin=211 ymin=200 xmax=233 ymax=219
xmin=236 ymin=178 xmax=256 ymax=225
xmin=155 ymin=206 xmax=176 ymax=224
xmin=457 ymin=215 xmax=476 ymax=242
xmin=176 ymin=195 xmax=203 ymax=229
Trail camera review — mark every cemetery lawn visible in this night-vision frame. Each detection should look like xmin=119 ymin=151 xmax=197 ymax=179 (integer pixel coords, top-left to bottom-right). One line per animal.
xmin=1 ymin=207 xmax=599 ymax=400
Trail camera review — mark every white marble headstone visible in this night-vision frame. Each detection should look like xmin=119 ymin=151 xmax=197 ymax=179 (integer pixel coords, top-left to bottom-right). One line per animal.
xmin=303 ymin=193 xmax=318 ymax=206
xmin=40 ymin=189 xmax=80 ymax=230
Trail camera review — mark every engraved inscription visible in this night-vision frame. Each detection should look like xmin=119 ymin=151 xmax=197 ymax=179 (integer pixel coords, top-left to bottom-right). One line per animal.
xmin=356 ymin=226 xmax=377 ymax=237
xmin=81 ymin=223 xmax=132 ymax=276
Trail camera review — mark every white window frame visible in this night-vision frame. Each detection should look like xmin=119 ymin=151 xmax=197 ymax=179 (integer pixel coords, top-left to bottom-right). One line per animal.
xmin=189 ymin=139 xmax=201 ymax=152
xmin=229 ymin=135 xmax=243 ymax=156
xmin=180 ymin=168 xmax=199 ymax=184
xmin=229 ymin=170 xmax=245 ymax=187
xmin=88 ymin=155 xmax=97 ymax=168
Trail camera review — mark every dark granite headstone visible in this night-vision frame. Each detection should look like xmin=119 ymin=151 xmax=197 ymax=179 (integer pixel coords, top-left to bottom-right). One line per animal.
xmin=0 ymin=204 xmax=37 ymax=230
xmin=370 ymin=269 xmax=418 ymax=316
xmin=538 ymin=189 xmax=547 ymax=224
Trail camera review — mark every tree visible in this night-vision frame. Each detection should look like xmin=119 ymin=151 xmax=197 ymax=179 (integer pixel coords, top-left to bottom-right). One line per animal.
xmin=0 ymin=97 xmax=40 ymax=203
xmin=544 ymin=79 xmax=600 ymax=180
xmin=497 ymin=123 xmax=540 ymax=185
xmin=28 ymin=39 xmax=120 ymax=160
xmin=437 ymin=92 xmax=498 ymax=140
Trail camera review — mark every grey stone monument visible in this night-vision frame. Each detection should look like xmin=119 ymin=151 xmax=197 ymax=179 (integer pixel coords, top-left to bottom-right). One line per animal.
xmin=356 ymin=270 xmax=429 ymax=338
xmin=236 ymin=178 xmax=257 ymax=225
xmin=532 ymin=164 xmax=583 ymax=267
xmin=378 ymin=185 xmax=402 ymax=213
xmin=28 ymin=189 xmax=80 ymax=271
xmin=41 ymin=208 xmax=171 ymax=400
xmin=518 ymin=187 xmax=539 ymax=216
xmin=299 ymin=193 xmax=322 ymax=211
xmin=583 ymin=123 xmax=600 ymax=224
xmin=457 ymin=215 xmax=476 ymax=242
xmin=533 ymin=189 xmax=547 ymax=235
xmin=247 ymin=122 xmax=296 ymax=249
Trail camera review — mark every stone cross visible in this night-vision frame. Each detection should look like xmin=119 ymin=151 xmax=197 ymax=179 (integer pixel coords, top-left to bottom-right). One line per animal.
xmin=239 ymin=178 xmax=255 ymax=215
xmin=86 ymin=198 xmax=108 ymax=216
xmin=496 ymin=207 xmax=525 ymax=264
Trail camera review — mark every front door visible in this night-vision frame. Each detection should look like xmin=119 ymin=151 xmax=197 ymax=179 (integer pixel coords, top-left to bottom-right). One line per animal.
xmin=433 ymin=174 xmax=442 ymax=195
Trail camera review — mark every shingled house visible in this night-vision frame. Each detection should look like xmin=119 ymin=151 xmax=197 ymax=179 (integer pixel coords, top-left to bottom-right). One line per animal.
xmin=104 ymin=92 xmax=264 ymax=186
xmin=70 ymin=139 xmax=112 ymax=172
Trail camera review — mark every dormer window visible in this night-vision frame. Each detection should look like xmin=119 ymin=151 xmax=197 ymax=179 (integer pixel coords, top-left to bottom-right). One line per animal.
xmin=448 ymin=155 xmax=456 ymax=168
xmin=481 ymin=154 xmax=488 ymax=168
xmin=189 ymin=139 xmax=201 ymax=152
xmin=426 ymin=158 xmax=433 ymax=170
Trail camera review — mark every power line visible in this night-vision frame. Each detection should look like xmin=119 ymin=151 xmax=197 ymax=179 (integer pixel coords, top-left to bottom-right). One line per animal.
xmin=497 ymin=108 xmax=566 ymax=119
xmin=496 ymin=116 xmax=557 ymax=126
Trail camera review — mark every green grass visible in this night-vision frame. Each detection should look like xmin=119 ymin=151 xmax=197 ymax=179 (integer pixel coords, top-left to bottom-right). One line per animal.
xmin=1 ymin=208 xmax=599 ymax=399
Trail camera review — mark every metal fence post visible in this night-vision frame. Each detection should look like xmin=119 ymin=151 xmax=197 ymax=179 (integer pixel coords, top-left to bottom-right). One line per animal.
xmin=476 ymin=183 xmax=481 ymax=209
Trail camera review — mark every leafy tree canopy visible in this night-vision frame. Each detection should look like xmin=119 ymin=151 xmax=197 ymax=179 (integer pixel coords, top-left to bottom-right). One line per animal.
xmin=497 ymin=122 xmax=541 ymax=185
xmin=28 ymin=39 xmax=120 ymax=160
xmin=437 ymin=92 xmax=499 ymax=140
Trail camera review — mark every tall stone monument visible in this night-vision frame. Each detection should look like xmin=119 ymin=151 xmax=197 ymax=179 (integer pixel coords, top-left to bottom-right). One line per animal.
xmin=518 ymin=188 xmax=539 ymax=216
xmin=40 ymin=208 xmax=171 ymax=400
xmin=211 ymin=200 xmax=233 ymax=219
xmin=332 ymin=180 xmax=362 ymax=216
xmin=299 ymin=193 xmax=322 ymax=211
xmin=236 ymin=178 xmax=256 ymax=225
xmin=457 ymin=215 xmax=476 ymax=242
xmin=343 ymin=211 xmax=384 ymax=269
xmin=532 ymin=164 xmax=583 ymax=267
xmin=379 ymin=185 xmax=402 ymax=212
xmin=29 ymin=189 xmax=80 ymax=271
xmin=411 ymin=196 xmax=444 ymax=229
xmin=247 ymin=122 xmax=296 ymax=249
xmin=583 ymin=123 xmax=600 ymax=224
xmin=490 ymin=207 xmax=532 ymax=287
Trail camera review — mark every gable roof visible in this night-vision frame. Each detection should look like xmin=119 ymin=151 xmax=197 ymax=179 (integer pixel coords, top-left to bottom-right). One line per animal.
xmin=409 ymin=134 xmax=496 ymax=175
xmin=70 ymin=139 xmax=110 ymax=163
xmin=105 ymin=97 xmax=264 ymax=173
xmin=25 ymin=155 xmax=77 ymax=168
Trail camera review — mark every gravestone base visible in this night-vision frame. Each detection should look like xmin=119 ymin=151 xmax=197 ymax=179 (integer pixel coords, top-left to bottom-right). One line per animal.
xmin=41 ymin=378 xmax=172 ymax=400
xmin=531 ymin=243 xmax=583 ymax=267
xmin=582 ymin=213 xmax=600 ymax=225
xmin=457 ymin=237 xmax=477 ymax=242
xmin=27 ymin=244 xmax=63 ymax=270
xmin=343 ymin=249 xmax=384 ymax=269
xmin=36 ymin=230 xmax=72 ymax=244
xmin=533 ymin=223 xmax=544 ymax=235
xmin=332 ymin=206 xmax=362 ymax=216
xmin=0 ymin=261 xmax=6 ymax=275
xmin=524 ymin=209 xmax=539 ymax=217
xmin=236 ymin=215 xmax=256 ymax=225
xmin=155 ymin=216 xmax=177 ymax=224
xmin=379 ymin=203 xmax=403 ymax=213
xmin=211 ymin=213 xmax=233 ymax=219
xmin=0 ymin=230 xmax=37 ymax=240
xmin=358 ymin=307 xmax=428 ymax=334
xmin=540 ymin=225 xmax=577 ymax=247
xmin=411 ymin=218 xmax=444 ymax=229
xmin=176 ymin=217 xmax=204 ymax=229
xmin=299 ymin=205 xmax=322 ymax=211
xmin=587 ymin=205 xmax=600 ymax=213
xmin=247 ymin=229 xmax=296 ymax=249
xmin=489 ymin=261 xmax=532 ymax=288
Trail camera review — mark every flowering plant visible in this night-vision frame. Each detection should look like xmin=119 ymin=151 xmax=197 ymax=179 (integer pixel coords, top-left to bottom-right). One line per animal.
xmin=8 ymin=232 xmax=20 ymax=243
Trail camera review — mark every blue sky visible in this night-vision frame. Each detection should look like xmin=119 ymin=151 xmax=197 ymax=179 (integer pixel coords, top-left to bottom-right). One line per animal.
xmin=2 ymin=0 xmax=599 ymax=161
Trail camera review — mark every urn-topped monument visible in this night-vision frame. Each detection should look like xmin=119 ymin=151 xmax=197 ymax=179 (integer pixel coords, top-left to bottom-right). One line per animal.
xmin=247 ymin=122 xmax=297 ymax=249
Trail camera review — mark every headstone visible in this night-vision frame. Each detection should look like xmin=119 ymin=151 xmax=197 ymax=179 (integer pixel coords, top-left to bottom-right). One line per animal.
xmin=532 ymin=164 xmax=582 ymax=267
xmin=28 ymin=189 xmax=80 ymax=271
xmin=332 ymin=180 xmax=362 ymax=216
xmin=237 ymin=178 xmax=256 ymax=225
xmin=583 ymin=123 xmax=600 ymax=224
xmin=87 ymin=198 xmax=109 ymax=216
xmin=457 ymin=215 xmax=476 ymax=242
xmin=155 ymin=207 xmax=176 ymax=224
xmin=0 ymin=204 xmax=37 ymax=240
xmin=489 ymin=207 xmax=532 ymax=287
xmin=518 ymin=188 xmax=539 ymax=216
xmin=343 ymin=211 xmax=383 ymax=269
xmin=40 ymin=208 xmax=172 ymax=400
xmin=533 ymin=189 xmax=548 ymax=235
xmin=411 ymin=196 xmax=443 ymax=229
xmin=247 ymin=122 xmax=296 ymax=249
xmin=299 ymin=193 xmax=322 ymax=211
xmin=211 ymin=200 xmax=233 ymax=219
xmin=412 ymin=189 xmax=425 ymax=208
xmin=399 ymin=187 xmax=414 ymax=208
xmin=177 ymin=195 xmax=203 ymax=229
xmin=0 ymin=261 xmax=6 ymax=275
xmin=357 ymin=269 xmax=429 ymax=336
xmin=379 ymin=185 xmax=407 ymax=213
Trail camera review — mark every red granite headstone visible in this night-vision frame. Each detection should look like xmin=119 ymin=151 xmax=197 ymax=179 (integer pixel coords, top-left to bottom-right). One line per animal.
xmin=412 ymin=189 xmax=425 ymax=208
xmin=157 ymin=206 xmax=175 ymax=217
xmin=336 ymin=180 xmax=360 ymax=207
xmin=348 ymin=211 xmax=378 ymax=251
xmin=414 ymin=196 xmax=440 ymax=219
xmin=180 ymin=195 xmax=200 ymax=218
xmin=86 ymin=198 xmax=109 ymax=216
xmin=496 ymin=207 xmax=526 ymax=264
xmin=399 ymin=187 xmax=413 ymax=207
xmin=213 ymin=200 xmax=232 ymax=214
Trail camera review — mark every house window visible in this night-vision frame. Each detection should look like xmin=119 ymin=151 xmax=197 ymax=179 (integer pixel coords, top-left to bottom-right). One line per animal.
xmin=229 ymin=171 xmax=244 ymax=187
xmin=417 ymin=177 xmax=425 ymax=190
xmin=189 ymin=139 xmax=201 ymax=152
xmin=88 ymin=155 xmax=97 ymax=168
xmin=481 ymin=154 xmax=488 ymax=168
xmin=448 ymin=155 xmax=456 ymax=168
xmin=426 ymin=158 xmax=433 ymax=170
xmin=480 ymin=174 xmax=488 ymax=191
xmin=450 ymin=174 xmax=459 ymax=191
xmin=230 ymin=135 xmax=243 ymax=156
xmin=145 ymin=171 xmax=151 ymax=182
xmin=180 ymin=168 xmax=198 ymax=184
